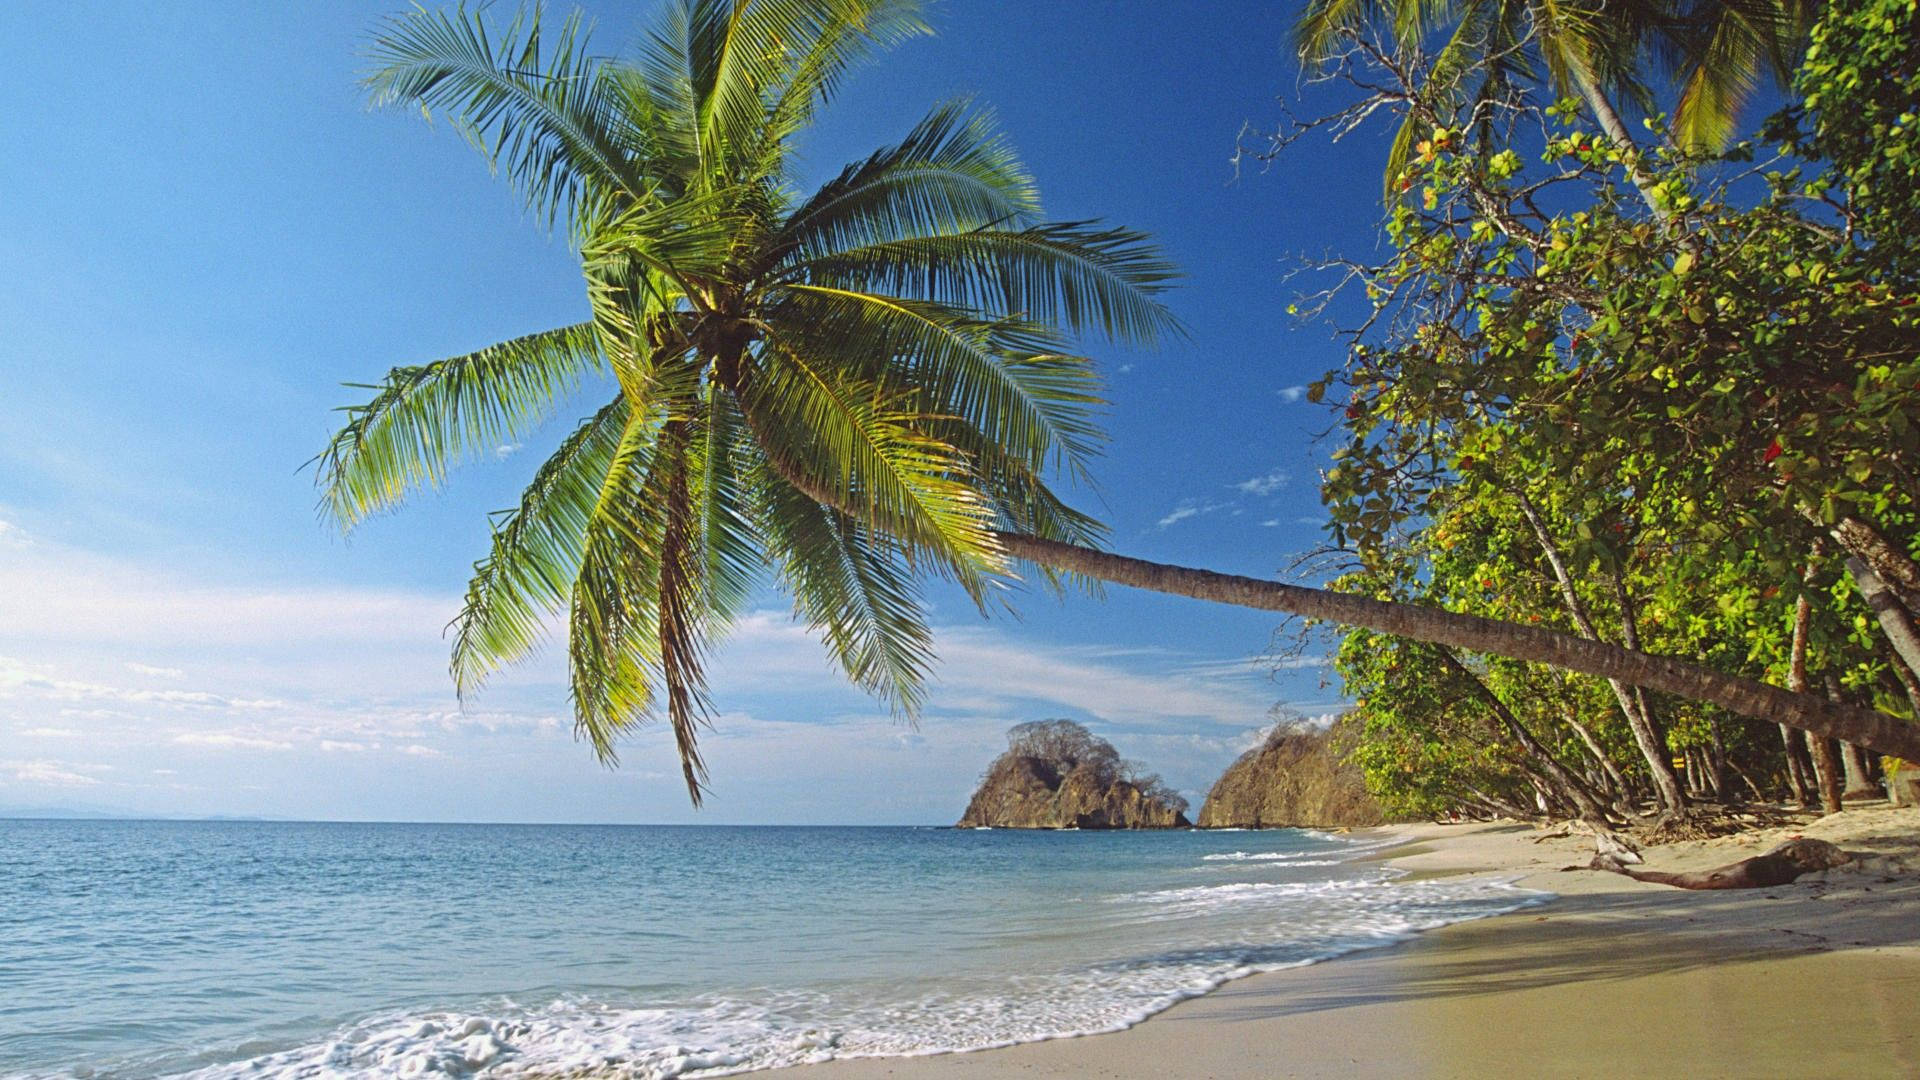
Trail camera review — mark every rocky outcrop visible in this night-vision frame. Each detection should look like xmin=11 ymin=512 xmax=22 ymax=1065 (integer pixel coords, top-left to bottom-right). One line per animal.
xmin=957 ymin=719 xmax=1191 ymax=829
xmin=1196 ymin=728 xmax=1384 ymax=829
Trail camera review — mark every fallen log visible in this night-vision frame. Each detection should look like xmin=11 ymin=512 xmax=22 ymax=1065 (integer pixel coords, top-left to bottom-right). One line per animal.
xmin=1590 ymin=837 xmax=1856 ymax=890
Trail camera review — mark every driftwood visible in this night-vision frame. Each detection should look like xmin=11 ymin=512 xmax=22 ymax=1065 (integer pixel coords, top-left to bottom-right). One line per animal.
xmin=1590 ymin=837 xmax=1856 ymax=890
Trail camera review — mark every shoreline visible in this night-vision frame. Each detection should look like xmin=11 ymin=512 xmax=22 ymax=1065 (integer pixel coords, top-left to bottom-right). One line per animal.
xmin=758 ymin=807 xmax=1920 ymax=1079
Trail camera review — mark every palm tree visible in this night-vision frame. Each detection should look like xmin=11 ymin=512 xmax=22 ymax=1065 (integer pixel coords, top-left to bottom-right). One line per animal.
xmin=321 ymin=0 xmax=1919 ymax=806
xmin=1294 ymin=0 xmax=1808 ymax=200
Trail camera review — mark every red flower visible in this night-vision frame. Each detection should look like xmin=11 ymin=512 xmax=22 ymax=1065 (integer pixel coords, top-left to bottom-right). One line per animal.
xmin=1763 ymin=439 xmax=1784 ymax=464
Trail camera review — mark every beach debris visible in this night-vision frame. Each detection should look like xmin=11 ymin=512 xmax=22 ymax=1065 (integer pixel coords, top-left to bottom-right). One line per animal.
xmin=1589 ymin=837 xmax=1859 ymax=889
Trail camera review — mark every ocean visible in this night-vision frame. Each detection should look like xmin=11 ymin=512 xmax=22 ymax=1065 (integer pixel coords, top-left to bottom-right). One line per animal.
xmin=0 ymin=820 xmax=1546 ymax=1078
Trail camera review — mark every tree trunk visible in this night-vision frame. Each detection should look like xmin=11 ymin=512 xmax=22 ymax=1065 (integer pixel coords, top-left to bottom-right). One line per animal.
xmin=1706 ymin=716 xmax=1730 ymax=801
xmin=1783 ymin=563 xmax=1822 ymax=809
xmin=1840 ymin=743 xmax=1880 ymax=800
xmin=1824 ymin=513 xmax=1920 ymax=608
xmin=1781 ymin=724 xmax=1818 ymax=808
xmin=1807 ymin=733 xmax=1847 ymax=813
xmin=1564 ymin=709 xmax=1636 ymax=812
xmin=1882 ymin=640 xmax=1920 ymax=718
xmin=1843 ymin=555 xmax=1920 ymax=684
xmin=1609 ymin=570 xmax=1689 ymax=817
xmin=992 ymin=532 xmax=1920 ymax=762
xmin=1568 ymin=62 xmax=1671 ymax=221
xmin=1824 ymin=674 xmax=1883 ymax=801
xmin=1517 ymin=494 xmax=1687 ymax=816
xmin=741 ymin=414 xmax=1920 ymax=764
xmin=1438 ymin=649 xmax=1614 ymax=824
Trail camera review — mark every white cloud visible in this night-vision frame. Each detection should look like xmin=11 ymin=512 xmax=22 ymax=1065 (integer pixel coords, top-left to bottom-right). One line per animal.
xmin=172 ymin=732 xmax=294 ymax=751
xmin=0 ymin=659 xmax=286 ymax=712
xmin=1155 ymin=501 xmax=1228 ymax=529
xmin=494 ymin=442 xmax=523 ymax=460
xmin=1236 ymin=469 xmax=1290 ymax=496
xmin=319 ymin=740 xmax=368 ymax=753
xmin=126 ymin=662 xmax=186 ymax=679
xmin=1157 ymin=506 xmax=1202 ymax=528
xmin=1277 ymin=386 xmax=1307 ymax=403
xmin=1 ymin=759 xmax=102 ymax=786
xmin=17 ymin=726 xmax=80 ymax=738
xmin=1260 ymin=518 xmax=1280 ymax=527
xmin=398 ymin=745 xmax=443 ymax=758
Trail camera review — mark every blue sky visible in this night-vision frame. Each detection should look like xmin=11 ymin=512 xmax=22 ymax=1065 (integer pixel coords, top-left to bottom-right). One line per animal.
xmin=0 ymin=1 xmax=1394 ymax=823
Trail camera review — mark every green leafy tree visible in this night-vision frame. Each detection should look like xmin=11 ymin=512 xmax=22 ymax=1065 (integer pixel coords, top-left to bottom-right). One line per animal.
xmin=1294 ymin=0 xmax=1808 ymax=200
xmin=1305 ymin=0 xmax=1920 ymax=808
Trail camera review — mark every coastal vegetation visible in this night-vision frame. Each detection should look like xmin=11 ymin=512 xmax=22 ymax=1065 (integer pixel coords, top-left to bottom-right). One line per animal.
xmin=318 ymin=0 xmax=1919 ymax=810
xmin=1279 ymin=0 xmax=1920 ymax=827
xmin=957 ymin=720 xmax=1190 ymax=829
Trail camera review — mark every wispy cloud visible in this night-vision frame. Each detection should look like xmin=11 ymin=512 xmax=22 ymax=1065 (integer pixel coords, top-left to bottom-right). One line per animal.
xmin=1 ymin=759 xmax=102 ymax=786
xmin=172 ymin=732 xmax=294 ymax=752
xmin=1155 ymin=501 xmax=1227 ymax=529
xmin=1277 ymin=385 xmax=1307 ymax=403
xmin=1235 ymin=469 xmax=1290 ymax=496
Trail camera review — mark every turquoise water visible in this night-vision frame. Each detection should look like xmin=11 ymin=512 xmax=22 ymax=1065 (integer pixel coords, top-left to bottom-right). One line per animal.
xmin=1 ymin=821 xmax=1545 ymax=1078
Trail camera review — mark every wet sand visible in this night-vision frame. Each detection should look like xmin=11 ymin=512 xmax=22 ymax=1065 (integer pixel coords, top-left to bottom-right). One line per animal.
xmin=762 ymin=807 xmax=1920 ymax=1079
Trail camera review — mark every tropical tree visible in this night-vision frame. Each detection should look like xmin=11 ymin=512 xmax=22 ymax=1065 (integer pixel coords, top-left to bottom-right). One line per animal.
xmin=1301 ymin=0 xmax=1920 ymax=812
xmin=321 ymin=0 xmax=1918 ymax=806
xmin=1293 ymin=0 xmax=1809 ymax=199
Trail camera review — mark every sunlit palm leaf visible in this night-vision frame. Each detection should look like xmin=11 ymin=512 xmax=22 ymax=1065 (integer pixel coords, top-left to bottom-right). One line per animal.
xmin=452 ymin=396 xmax=630 ymax=696
xmin=779 ymin=222 xmax=1180 ymax=346
xmin=317 ymin=323 xmax=603 ymax=527
xmin=761 ymin=475 xmax=934 ymax=715
xmin=364 ymin=5 xmax=651 ymax=229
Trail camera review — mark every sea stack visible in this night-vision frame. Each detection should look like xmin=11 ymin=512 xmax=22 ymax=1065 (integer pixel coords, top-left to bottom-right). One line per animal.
xmin=957 ymin=719 xmax=1191 ymax=829
xmin=1196 ymin=725 xmax=1384 ymax=829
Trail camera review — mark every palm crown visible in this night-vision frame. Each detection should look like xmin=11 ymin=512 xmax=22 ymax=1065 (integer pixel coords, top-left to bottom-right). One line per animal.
xmin=316 ymin=0 xmax=1179 ymax=803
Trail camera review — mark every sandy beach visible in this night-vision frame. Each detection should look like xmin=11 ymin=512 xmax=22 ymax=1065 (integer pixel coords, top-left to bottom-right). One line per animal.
xmin=765 ymin=807 xmax=1920 ymax=1079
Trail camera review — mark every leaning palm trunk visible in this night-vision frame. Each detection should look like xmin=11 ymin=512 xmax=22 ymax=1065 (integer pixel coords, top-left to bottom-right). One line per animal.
xmin=993 ymin=533 xmax=1920 ymax=762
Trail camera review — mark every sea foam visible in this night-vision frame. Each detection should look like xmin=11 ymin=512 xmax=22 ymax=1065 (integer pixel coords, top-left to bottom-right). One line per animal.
xmin=6 ymin=822 xmax=1548 ymax=1080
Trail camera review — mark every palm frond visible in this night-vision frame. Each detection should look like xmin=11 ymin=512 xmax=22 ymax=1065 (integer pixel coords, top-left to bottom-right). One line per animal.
xmin=451 ymin=396 xmax=629 ymax=696
xmin=761 ymin=474 xmax=934 ymax=715
xmin=654 ymin=422 xmax=715 ymax=804
xmin=742 ymin=331 xmax=1008 ymax=600
xmin=316 ymin=322 xmax=603 ymax=528
xmin=364 ymin=5 xmax=652 ymax=230
xmin=774 ymin=100 xmax=1035 ymax=266
xmin=568 ymin=402 xmax=669 ymax=764
xmin=693 ymin=385 xmax=764 ymax=632
xmin=697 ymin=0 xmax=931 ymax=179
xmin=772 ymin=284 xmax=1105 ymax=479
xmin=778 ymin=222 xmax=1181 ymax=346
xmin=1667 ymin=0 xmax=1793 ymax=151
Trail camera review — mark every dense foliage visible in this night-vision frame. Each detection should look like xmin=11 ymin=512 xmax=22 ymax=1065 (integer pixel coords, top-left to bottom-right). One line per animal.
xmin=1304 ymin=0 xmax=1920 ymax=819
